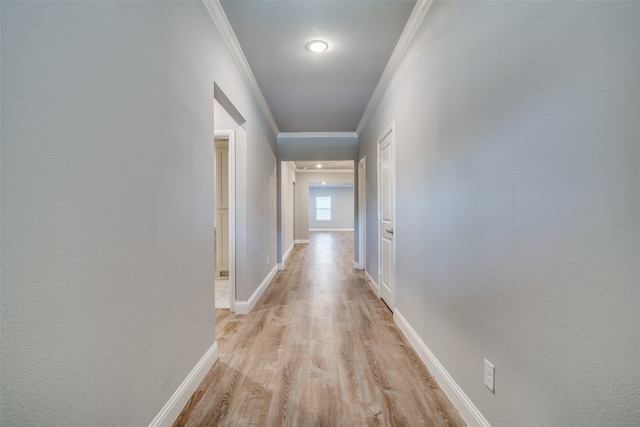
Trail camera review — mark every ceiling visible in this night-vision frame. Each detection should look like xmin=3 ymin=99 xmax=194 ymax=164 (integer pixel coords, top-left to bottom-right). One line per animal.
xmin=220 ymin=0 xmax=417 ymax=133
xmin=294 ymin=160 xmax=354 ymax=171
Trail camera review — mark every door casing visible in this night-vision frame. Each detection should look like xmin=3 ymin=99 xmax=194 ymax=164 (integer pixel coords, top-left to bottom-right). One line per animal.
xmin=358 ymin=156 xmax=366 ymax=271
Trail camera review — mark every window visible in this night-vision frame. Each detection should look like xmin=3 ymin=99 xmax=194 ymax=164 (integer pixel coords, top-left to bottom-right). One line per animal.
xmin=316 ymin=196 xmax=331 ymax=221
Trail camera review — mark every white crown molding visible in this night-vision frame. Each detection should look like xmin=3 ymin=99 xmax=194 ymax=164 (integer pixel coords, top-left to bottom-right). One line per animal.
xmin=298 ymin=169 xmax=354 ymax=174
xmin=356 ymin=0 xmax=434 ymax=135
xmin=203 ymin=0 xmax=280 ymax=136
xmin=309 ymin=228 xmax=354 ymax=232
xmin=278 ymin=132 xmax=359 ymax=139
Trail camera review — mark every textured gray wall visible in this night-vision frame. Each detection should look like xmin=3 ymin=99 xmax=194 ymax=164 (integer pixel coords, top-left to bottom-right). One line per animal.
xmin=294 ymin=171 xmax=355 ymax=241
xmin=309 ymin=186 xmax=354 ymax=230
xmin=359 ymin=1 xmax=640 ymax=425
xmin=1 ymin=2 xmax=276 ymax=425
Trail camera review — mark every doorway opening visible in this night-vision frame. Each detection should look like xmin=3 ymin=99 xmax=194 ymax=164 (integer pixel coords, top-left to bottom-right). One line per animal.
xmin=214 ymin=136 xmax=231 ymax=309
xmin=278 ymin=160 xmax=356 ymax=270
xmin=213 ymin=83 xmax=246 ymax=314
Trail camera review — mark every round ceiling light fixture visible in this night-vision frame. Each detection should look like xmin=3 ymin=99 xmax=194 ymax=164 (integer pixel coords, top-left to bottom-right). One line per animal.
xmin=307 ymin=40 xmax=329 ymax=53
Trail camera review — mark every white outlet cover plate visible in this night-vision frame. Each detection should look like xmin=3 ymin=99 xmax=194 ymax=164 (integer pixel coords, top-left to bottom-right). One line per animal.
xmin=484 ymin=359 xmax=495 ymax=392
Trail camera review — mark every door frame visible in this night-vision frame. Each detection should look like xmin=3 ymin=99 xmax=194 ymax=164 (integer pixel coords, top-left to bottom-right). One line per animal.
xmin=377 ymin=122 xmax=396 ymax=309
xmin=358 ymin=156 xmax=366 ymax=271
xmin=214 ymin=130 xmax=236 ymax=312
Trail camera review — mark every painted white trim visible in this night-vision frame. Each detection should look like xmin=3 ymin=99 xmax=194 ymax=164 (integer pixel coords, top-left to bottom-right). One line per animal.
xmin=309 ymin=182 xmax=354 ymax=188
xmin=149 ymin=342 xmax=219 ymax=427
xmin=203 ymin=0 xmax=279 ymax=136
xmin=278 ymin=244 xmax=295 ymax=271
xmin=394 ymin=310 xmax=492 ymax=427
xmin=235 ymin=265 xmax=278 ymax=314
xmin=278 ymin=131 xmax=358 ymax=139
xmin=309 ymin=228 xmax=354 ymax=232
xmin=356 ymin=0 xmax=435 ymax=135
xmin=283 ymin=243 xmax=294 ymax=264
xmin=296 ymin=169 xmax=354 ymax=174
xmin=357 ymin=156 xmax=366 ymax=273
xmin=365 ymin=270 xmax=379 ymax=296
xmin=294 ymin=239 xmax=310 ymax=244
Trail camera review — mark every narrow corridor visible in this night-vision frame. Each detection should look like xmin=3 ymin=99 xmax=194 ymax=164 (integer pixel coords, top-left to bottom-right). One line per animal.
xmin=174 ymin=231 xmax=465 ymax=426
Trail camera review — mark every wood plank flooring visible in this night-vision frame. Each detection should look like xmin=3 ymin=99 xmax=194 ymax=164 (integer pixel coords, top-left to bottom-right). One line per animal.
xmin=173 ymin=231 xmax=466 ymax=427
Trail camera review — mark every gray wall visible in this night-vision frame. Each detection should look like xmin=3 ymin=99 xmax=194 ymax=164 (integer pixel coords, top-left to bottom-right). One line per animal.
xmin=294 ymin=171 xmax=355 ymax=241
xmin=1 ymin=2 xmax=276 ymax=425
xmin=277 ymin=133 xmax=358 ymax=161
xmin=359 ymin=2 xmax=640 ymax=426
xmin=279 ymin=161 xmax=296 ymax=263
xmin=309 ymin=186 xmax=354 ymax=230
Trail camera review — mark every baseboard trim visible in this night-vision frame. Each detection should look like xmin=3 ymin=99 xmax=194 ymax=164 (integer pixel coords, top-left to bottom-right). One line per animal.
xmin=149 ymin=341 xmax=219 ymax=427
xmin=365 ymin=270 xmax=378 ymax=296
xmin=235 ymin=265 xmax=278 ymax=314
xmin=283 ymin=244 xmax=294 ymax=265
xmin=278 ymin=243 xmax=295 ymax=271
xmin=309 ymin=228 xmax=354 ymax=232
xmin=393 ymin=310 xmax=491 ymax=427
xmin=294 ymin=239 xmax=310 ymax=244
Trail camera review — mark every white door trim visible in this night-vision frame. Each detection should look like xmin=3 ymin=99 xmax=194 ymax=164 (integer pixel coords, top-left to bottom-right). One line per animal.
xmin=377 ymin=122 xmax=396 ymax=310
xmin=215 ymin=130 xmax=236 ymax=313
xmin=358 ymin=156 xmax=366 ymax=271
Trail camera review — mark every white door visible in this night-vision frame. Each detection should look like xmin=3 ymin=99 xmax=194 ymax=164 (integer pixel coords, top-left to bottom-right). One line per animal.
xmin=378 ymin=124 xmax=395 ymax=311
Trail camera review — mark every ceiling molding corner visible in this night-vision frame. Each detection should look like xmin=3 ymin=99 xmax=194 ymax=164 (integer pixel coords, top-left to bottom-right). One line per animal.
xmin=203 ymin=0 xmax=280 ymax=136
xmin=278 ymin=132 xmax=359 ymax=140
xmin=297 ymin=169 xmax=354 ymax=174
xmin=355 ymin=0 xmax=434 ymax=135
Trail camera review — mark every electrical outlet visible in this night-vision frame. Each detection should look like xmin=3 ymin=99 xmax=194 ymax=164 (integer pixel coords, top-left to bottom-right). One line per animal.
xmin=267 ymin=256 xmax=270 ymax=265
xmin=484 ymin=359 xmax=495 ymax=393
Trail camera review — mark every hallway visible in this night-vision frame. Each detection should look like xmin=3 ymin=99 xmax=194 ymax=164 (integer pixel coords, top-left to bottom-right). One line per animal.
xmin=174 ymin=231 xmax=465 ymax=426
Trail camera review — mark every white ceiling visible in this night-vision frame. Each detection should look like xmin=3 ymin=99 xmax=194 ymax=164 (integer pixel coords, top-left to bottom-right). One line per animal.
xmin=294 ymin=160 xmax=354 ymax=171
xmin=220 ymin=0 xmax=416 ymax=133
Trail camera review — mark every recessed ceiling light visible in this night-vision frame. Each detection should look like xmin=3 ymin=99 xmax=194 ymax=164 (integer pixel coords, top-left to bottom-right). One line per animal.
xmin=316 ymin=164 xmax=322 ymax=168
xmin=322 ymin=182 xmax=326 ymax=185
xmin=307 ymin=40 xmax=329 ymax=53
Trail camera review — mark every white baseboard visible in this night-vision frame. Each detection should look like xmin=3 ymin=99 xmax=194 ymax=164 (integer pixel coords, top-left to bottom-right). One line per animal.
xmin=149 ymin=341 xmax=219 ymax=427
xmin=278 ymin=243 xmax=295 ymax=271
xmin=365 ymin=270 xmax=378 ymax=296
xmin=309 ymin=228 xmax=354 ymax=232
xmin=282 ymin=244 xmax=294 ymax=268
xmin=294 ymin=239 xmax=309 ymax=244
xmin=393 ymin=310 xmax=491 ymax=427
xmin=235 ymin=265 xmax=278 ymax=314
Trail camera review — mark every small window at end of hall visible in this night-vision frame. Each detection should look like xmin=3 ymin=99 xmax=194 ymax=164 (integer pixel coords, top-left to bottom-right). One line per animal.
xmin=316 ymin=196 xmax=331 ymax=221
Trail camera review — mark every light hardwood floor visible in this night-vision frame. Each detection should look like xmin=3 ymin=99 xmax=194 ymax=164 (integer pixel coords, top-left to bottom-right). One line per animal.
xmin=174 ymin=231 xmax=466 ymax=427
